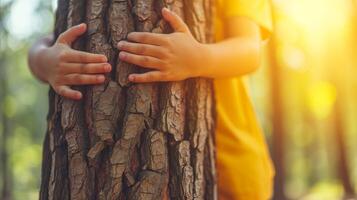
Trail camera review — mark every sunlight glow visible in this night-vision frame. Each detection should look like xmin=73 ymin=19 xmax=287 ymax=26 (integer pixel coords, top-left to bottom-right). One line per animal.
xmin=306 ymin=81 xmax=337 ymax=119
xmin=7 ymin=0 xmax=40 ymax=39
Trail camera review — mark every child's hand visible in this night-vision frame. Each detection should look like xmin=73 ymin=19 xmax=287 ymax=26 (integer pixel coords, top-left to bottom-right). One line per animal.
xmin=41 ymin=23 xmax=111 ymax=100
xmin=117 ymin=8 xmax=205 ymax=83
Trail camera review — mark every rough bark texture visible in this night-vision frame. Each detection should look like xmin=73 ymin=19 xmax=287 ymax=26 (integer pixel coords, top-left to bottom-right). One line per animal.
xmin=40 ymin=0 xmax=216 ymax=199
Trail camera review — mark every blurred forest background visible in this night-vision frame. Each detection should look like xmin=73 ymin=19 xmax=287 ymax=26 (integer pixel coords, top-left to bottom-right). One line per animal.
xmin=0 ymin=0 xmax=356 ymax=199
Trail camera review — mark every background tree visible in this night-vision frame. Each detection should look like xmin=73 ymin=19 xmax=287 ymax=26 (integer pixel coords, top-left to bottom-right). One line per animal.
xmin=39 ymin=0 xmax=217 ymax=199
xmin=332 ymin=95 xmax=355 ymax=199
xmin=0 ymin=2 xmax=13 ymax=200
xmin=268 ymin=3 xmax=287 ymax=199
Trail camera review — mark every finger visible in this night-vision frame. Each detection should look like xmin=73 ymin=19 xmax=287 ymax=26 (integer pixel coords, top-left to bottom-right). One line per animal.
xmin=162 ymin=8 xmax=190 ymax=33
xmin=57 ymin=23 xmax=87 ymax=45
xmin=63 ymin=74 xmax=106 ymax=85
xmin=117 ymin=41 xmax=166 ymax=58
xmin=128 ymin=71 xmax=166 ymax=83
xmin=119 ymin=52 xmax=165 ymax=70
xmin=60 ymin=63 xmax=112 ymax=74
xmin=127 ymin=32 xmax=168 ymax=46
xmin=55 ymin=85 xmax=82 ymax=100
xmin=66 ymin=49 xmax=108 ymax=63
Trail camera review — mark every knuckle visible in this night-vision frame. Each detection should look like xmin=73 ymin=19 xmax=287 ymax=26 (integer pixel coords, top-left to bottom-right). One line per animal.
xmin=162 ymin=37 xmax=170 ymax=45
xmin=138 ymin=46 xmax=146 ymax=54
xmin=160 ymin=60 xmax=169 ymax=68
xmin=53 ymin=75 xmax=62 ymax=85
xmin=57 ymin=66 xmax=65 ymax=75
xmin=58 ymin=52 xmax=68 ymax=60
xmin=75 ymin=74 xmax=84 ymax=83
xmin=162 ymin=60 xmax=172 ymax=68
xmin=163 ymin=49 xmax=173 ymax=59
xmin=162 ymin=48 xmax=170 ymax=56
xmin=57 ymin=63 xmax=66 ymax=71
xmin=79 ymin=64 xmax=86 ymax=73
xmin=78 ymin=54 xmax=87 ymax=62
xmin=166 ymin=39 xmax=174 ymax=47
xmin=141 ymin=56 xmax=150 ymax=64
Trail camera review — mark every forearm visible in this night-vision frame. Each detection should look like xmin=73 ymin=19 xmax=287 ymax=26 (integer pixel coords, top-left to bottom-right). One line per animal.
xmin=28 ymin=34 xmax=54 ymax=83
xmin=199 ymin=36 xmax=261 ymax=79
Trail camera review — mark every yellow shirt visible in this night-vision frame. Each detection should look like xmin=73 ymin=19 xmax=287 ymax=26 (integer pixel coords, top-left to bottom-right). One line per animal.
xmin=213 ymin=0 xmax=275 ymax=199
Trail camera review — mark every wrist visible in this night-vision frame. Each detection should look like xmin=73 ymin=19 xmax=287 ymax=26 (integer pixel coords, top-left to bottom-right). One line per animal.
xmin=34 ymin=47 xmax=50 ymax=83
xmin=196 ymin=43 xmax=215 ymax=78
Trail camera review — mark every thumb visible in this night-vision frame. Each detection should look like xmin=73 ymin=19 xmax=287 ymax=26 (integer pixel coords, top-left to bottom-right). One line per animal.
xmin=162 ymin=8 xmax=190 ymax=33
xmin=57 ymin=23 xmax=87 ymax=45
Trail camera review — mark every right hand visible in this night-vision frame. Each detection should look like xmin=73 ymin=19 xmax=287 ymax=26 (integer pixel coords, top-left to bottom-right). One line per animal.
xmin=40 ymin=23 xmax=111 ymax=100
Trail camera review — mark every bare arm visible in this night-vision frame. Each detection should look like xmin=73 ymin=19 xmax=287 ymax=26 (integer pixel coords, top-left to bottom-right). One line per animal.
xmin=203 ymin=17 xmax=262 ymax=78
xmin=116 ymin=8 xmax=265 ymax=83
xmin=28 ymin=34 xmax=54 ymax=83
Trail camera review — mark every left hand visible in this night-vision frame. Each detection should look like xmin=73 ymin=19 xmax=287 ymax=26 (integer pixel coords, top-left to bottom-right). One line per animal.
xmin=117 ymin=8 xmax=205 ymax=83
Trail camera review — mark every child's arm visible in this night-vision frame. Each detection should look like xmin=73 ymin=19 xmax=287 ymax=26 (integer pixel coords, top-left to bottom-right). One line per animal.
xmin=117 ymin=8 xmax=263 ymax=83
xmin=28 ymin=23 xmax=112 ymax=100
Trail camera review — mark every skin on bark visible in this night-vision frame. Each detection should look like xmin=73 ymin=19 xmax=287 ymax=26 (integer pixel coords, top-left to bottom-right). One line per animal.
xmin=39 ymin=0 xmax=216 ymax=199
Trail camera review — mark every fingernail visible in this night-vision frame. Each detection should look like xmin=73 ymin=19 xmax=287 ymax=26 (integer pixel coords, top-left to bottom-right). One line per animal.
xmin=117 ymin=41 xmax=124 ymax=48
xmin=128 ymin=75 xmax=134 ymax=82
xmin=119 ymin=52 xmax=126 ymax=59
xmin=104 ymin=64 xmax=111 ymax=72
xmin=76 ymin=93 xmax=82 ymax=99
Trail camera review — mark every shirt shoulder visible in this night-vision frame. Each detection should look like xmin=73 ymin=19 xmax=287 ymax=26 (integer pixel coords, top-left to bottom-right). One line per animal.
xmin=216 ymin=0 xmax=273 ymax=39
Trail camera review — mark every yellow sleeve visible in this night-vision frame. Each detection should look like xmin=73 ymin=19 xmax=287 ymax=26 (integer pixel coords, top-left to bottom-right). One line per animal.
xmin=219 ymin=0 xmax=273 ymax=39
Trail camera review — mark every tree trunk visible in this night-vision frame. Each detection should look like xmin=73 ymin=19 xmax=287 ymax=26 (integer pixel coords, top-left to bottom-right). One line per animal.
xmin=268 ymin=40 xmax=286 ymax=200
xmin=268 ymin=4 xmax=287 ymax=199
xmin=1 ymin=3 xmax=13 ymax=199
xmin=0 ymin=60 xmax=12 ymax=200
xmin=332 ymin=96 xmax=355 ymax=199
xmin=39 ymin=0 xmax=217 ymax=199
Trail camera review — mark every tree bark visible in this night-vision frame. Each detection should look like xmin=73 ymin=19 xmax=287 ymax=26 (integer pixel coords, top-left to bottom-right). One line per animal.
xmin=268 ymin=40 xmax=286 ymax=200
xmin=39 ymin=0 xmax=216 ymax=199
xmin=268 ymin=4 xmax=287 ymax=199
